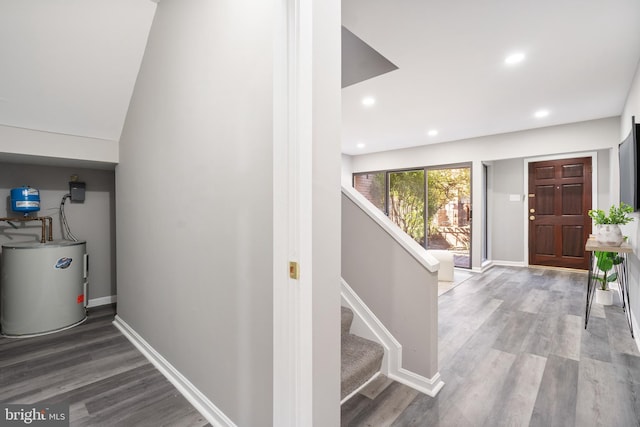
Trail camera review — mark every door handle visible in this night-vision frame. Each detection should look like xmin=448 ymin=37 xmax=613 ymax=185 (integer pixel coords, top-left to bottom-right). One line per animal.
xmin=529 ymin=215 xmax=535 ymax=221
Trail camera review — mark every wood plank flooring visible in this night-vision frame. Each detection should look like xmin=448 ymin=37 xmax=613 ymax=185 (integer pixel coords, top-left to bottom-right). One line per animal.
xmin=342 ymin=266 xmax=640 ymax=427
xmin=0 ymin=305 xmax=210 ymax=427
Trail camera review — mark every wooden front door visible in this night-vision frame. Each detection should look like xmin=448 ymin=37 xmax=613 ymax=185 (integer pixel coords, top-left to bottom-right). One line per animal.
xmin=528 ymin=157 xmax=592 ymax=269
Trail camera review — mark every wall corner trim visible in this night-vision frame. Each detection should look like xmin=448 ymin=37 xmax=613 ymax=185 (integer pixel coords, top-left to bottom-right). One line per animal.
xmin=112 ymin=316 xmax=237 ymax=427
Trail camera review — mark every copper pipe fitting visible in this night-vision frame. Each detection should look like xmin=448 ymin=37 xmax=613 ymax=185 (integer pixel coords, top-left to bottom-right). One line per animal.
xmin=0 ymin=216 xmax=53 ymax=243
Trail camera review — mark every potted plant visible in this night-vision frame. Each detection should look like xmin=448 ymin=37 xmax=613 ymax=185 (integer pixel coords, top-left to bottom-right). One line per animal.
xmin=587 ymin=202 xmax=634 ymax=305
xmin=588 ymin=202 xmax=634 ymax=246
xmin=592 ymin=251 xmax=623 ymax=305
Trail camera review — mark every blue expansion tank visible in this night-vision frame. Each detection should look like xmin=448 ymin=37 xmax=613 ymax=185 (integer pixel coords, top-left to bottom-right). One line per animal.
xmin=10 ymin=186 xmax=41 ymax=214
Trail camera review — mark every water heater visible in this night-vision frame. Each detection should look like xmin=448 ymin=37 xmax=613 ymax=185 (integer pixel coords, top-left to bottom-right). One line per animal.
xmin=0 ymin=241 xmax=87 ymax=337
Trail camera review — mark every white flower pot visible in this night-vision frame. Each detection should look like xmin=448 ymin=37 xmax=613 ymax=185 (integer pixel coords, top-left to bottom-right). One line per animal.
xmin=595 ymin=288 xmax=614 ymax=305
xmin=595 ymin=224 xmax=624 ymax=246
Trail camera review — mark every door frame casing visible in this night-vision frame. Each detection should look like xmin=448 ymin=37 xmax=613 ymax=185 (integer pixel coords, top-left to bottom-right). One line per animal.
xmin=273 ymin=0 xmax=314 ymax=424
xmin=522 ymin=151 xmax=598 ymax=267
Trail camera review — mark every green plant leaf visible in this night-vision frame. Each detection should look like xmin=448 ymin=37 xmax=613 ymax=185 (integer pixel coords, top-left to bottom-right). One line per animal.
xmin=589 ymin=202 xmax=635 ymax=225
xmin=596 ymin=256 xmax=613 ymax=272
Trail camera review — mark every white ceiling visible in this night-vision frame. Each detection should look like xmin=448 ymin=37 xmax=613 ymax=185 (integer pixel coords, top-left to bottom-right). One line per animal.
xmin=0 ymin=0 xmax=155 ymax=141
xmin=342 ymin=0 xmax=640 ymax=155
xmin=1 ymin=1 xmax=639 ymax=158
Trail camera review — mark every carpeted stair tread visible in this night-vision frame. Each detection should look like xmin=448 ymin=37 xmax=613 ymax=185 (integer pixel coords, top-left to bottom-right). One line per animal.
xmin=341 ymin=333 xmax=384 ymax=399
xmin=341 ymin=306 xmax=354 ymax=336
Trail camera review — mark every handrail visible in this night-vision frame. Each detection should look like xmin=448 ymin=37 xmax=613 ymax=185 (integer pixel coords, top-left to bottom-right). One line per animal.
xmin=341 ymin=185 xmax=439 ymax=273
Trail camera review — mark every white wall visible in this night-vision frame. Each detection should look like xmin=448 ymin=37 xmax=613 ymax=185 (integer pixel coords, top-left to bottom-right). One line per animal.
xmin=351 ymin=117 xmax=619 ymax=171
xmin=0 ymin=0 xmax=155 ymax=142
xmin=0 ymin=125 xmax=118 ymax=165
xmin=622 ymin=61 xmax=640 ymax=139
xmin=0 ymin=162 xmax=115 ymax=301
xmin=116 ymin=1 xmax=274 ymax=425
xmin=596 ymin=148 xmax=613 ymax=211
xmin=116 ymin=0 xmax=341 ymax=425
xmin=620 ymin=59 xmax=640 ymax=349
xmin=312 ymin=0 xmax=342 ymax=424
xmin=349 ymin=118 xmax=620 ymax=268
xmin=342 ymin=153 xmax=353 ymax=186
xmin=489 ymin=158 xmax=525 ymax=263
xmin=342 ymin=192 xmax=439 ymax=378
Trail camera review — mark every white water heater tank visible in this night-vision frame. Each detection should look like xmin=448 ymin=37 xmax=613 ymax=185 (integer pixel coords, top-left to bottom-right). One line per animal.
xmin=0 ymin=240 xmax=87 ymax=337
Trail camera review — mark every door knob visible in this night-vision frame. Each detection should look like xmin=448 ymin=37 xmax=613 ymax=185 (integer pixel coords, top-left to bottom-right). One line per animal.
xmin=530 ymin=208 xmax=535 ymax=213
xmin=529 ymin=215 xmax=535 ymax=220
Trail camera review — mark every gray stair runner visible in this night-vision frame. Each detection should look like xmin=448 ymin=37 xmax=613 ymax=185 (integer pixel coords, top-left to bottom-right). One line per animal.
xmin=341 ymin=306 xmax=384 ymax=400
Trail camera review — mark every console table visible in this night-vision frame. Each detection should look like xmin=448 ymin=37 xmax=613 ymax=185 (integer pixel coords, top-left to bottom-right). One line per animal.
xmin=585 ymin=237 xmax=634 ymax=338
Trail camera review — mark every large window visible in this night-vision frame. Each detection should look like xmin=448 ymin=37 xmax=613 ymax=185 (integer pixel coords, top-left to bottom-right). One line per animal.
xmin=353 ymin=165 xmax=471 ymax=268
xmin=388 ymin=170 xmax=425 ymax=246
xmin=353 ymin=172 xmax=386 ymax=212
xmin=426 ymin=167 xmax=471 ymax=268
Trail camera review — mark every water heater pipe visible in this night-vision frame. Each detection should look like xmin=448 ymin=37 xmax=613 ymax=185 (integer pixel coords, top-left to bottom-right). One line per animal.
xmin=0 ymin=216 xmax=53 ymax=243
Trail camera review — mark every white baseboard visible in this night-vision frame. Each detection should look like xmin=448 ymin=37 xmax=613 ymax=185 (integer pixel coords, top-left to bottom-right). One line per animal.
xmin=112 ymin=316 xmax=236 ymax=427
xmin=388 ymin=369 xmax=444 ymax=397
xmin=87 ymin=295 xmax=117 ymax=308
xmin=341 ymin=279 xmax=444 ymax=398
xmin=479 ymin=260 xmax=494 ymax=272
xmin=631 ymin=310 xmax=640 ymax=353
xmin=491 ymin=260 xmax=526 ymax=268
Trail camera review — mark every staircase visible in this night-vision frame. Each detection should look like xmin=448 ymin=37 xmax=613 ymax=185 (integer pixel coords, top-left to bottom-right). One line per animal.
xmin=341 ymin=306 xmax=384 ymax=401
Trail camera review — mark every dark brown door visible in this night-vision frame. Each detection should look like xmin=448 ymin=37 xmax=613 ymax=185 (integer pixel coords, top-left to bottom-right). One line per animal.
xmin=528 ymin=157 xmax=592 ymax=269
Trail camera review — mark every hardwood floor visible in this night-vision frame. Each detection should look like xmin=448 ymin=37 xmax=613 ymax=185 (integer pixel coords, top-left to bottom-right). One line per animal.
xmin=342 ymin=266 xmax=640 ymax=427
xmin=3 ymin=267 xmax=638 ymax=426
xmin=0 ymin=304 xmax=210 ymax=427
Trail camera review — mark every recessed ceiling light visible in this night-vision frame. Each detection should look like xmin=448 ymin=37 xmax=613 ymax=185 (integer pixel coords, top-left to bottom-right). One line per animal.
xmin=427 ymin=129 xmax=438 ymax=137
xmin=361 ymin=96 xmax=376 ymax=107
xmin=505 ymin=52 xmax=525 ymax=65
xmin=534 ymin=109 xmax=550 ymax=118
xmin=356 ymin=142 xmax=366 ymax=149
